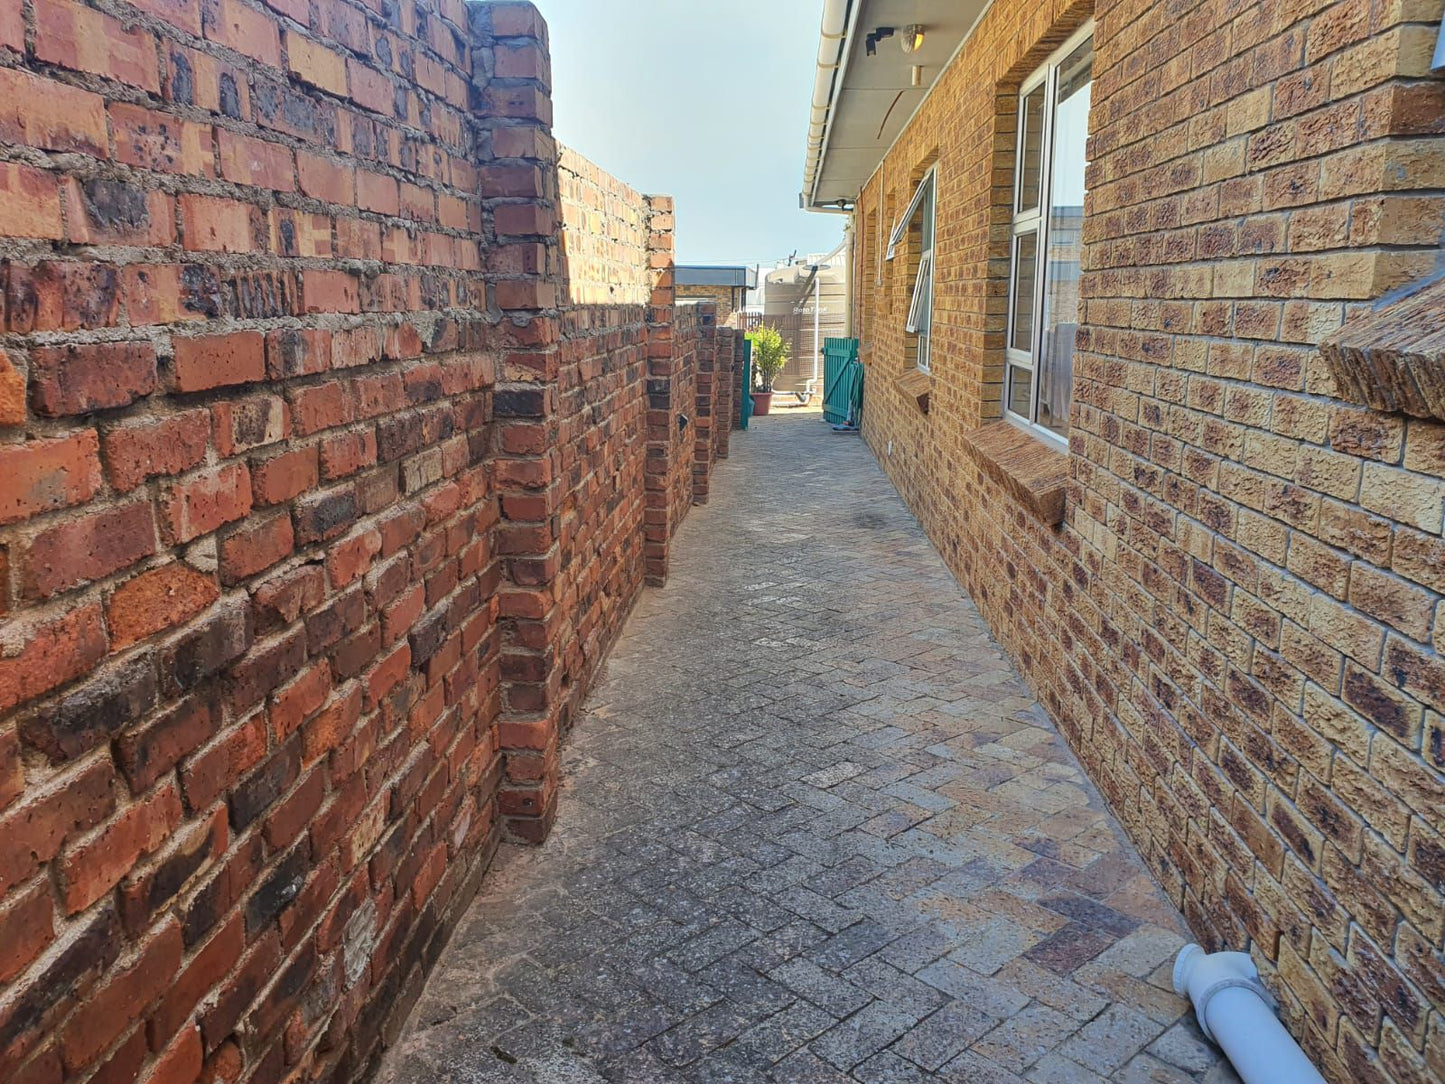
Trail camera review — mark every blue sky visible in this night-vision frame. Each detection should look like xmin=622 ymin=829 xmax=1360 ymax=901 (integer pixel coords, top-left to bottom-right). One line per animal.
xmin=533 ymin=0 xmax=846 ymax=266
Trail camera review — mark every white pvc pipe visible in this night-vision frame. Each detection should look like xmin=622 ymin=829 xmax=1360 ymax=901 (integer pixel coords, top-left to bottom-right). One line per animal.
xmin=812 ymin=271 xmax=821 ymax=389
xmin=1173 ymin=945 xmax=1327 ymax=1084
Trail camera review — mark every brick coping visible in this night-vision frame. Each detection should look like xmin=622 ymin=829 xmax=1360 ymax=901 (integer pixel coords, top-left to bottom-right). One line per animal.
xmin=1319 ymin=273 xmax=1445 ymax=420
xmin=959 ymin=421 xmax=1068 ymax=526
xmin=893 ymin=367 xmax=932 ymax=414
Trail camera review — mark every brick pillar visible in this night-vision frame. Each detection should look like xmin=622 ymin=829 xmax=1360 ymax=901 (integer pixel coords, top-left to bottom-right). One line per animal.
xmin=732 ymin=330 xmax=748 ymax=430
xmin=692 ymin=303 xmax=718 ymax=503
xmin=473 ymin=2 xmax=566 ymax=844
xmin=643 ymin=196 xmax=677 ymax=586
xmin=715 ymin=327 xmax=735 ymax=460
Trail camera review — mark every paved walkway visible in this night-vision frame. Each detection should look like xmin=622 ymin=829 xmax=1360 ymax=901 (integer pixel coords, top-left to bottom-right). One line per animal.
xmin=378 ymin=411 xmax=1236 ymax=1084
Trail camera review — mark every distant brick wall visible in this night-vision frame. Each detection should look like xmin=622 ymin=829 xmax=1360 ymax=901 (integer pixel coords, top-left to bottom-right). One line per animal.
xmin=713 ymin=327 xmax=738 ymax=462
xmin=638 ymin=201 xmax=705 ymax=586
xmin=851 ymin=0 xmax=1445 ymax=1080
xmin=677 ymin=282 xmax=739 ymax=322
xmin=0 ymin=1 xmax=732 ymax=1081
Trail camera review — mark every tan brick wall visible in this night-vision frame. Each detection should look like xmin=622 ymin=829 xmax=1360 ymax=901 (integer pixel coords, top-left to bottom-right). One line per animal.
xmin=851 ymin=0 xmax=1445 ymax=1080
xmin=678 ymin=282 xmax=741 ymax=321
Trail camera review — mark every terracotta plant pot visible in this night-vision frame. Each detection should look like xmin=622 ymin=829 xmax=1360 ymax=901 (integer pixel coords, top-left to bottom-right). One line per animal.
xmin=752 ymin=391 xmax=773 ymax=416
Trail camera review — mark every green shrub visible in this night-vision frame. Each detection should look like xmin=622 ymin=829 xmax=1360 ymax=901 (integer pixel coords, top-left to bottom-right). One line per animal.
xmin=746 ymin=325 xmax=791 ymax=392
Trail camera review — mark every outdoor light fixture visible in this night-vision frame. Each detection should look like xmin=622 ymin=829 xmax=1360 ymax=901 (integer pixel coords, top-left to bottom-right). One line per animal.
xmin=902 ymin=24 xmax=925 ymax=54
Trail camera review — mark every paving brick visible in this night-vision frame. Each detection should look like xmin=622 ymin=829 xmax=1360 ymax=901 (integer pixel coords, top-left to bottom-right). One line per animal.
xmin=377 ymin=416 xmax=1222 ymax=1084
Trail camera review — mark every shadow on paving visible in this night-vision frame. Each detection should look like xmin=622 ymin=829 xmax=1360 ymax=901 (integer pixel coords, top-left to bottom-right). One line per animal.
xmin=376 ymin=412 xmax=1239 ymax=1083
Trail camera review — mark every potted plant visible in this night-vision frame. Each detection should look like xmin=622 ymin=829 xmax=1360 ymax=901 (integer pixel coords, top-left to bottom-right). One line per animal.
xmin=746 ymin=324 xmax=790 ymax=416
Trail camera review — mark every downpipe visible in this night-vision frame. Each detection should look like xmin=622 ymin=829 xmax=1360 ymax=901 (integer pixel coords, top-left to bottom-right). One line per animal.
xmin=1173 ymin=945 xmax=1327 ymax=1084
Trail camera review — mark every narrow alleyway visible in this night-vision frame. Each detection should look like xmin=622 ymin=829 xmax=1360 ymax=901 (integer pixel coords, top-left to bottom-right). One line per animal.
xmin=378 ymin=412 xmax=1236 ymax=1084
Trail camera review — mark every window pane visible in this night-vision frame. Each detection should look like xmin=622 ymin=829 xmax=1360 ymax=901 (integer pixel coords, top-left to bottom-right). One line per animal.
xmin=918 ymin=174 xmax=935 ymax=251
xmin=1016 ymin=84 xmax=1046 ymax=214
xmin=1009 ymin=230 xmax=1037 ymax=353
xmin=907 ymin=259 xmax=932 ymax=335
xmin=1007 ymin=364 xmax=1032 ymax=419
xmin=1038 ymin=37 xmax=1092 ymax=439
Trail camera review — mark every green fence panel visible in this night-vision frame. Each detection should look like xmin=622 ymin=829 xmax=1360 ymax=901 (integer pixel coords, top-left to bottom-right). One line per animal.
xmin=740 ymin=338 xmax=753 ymax=430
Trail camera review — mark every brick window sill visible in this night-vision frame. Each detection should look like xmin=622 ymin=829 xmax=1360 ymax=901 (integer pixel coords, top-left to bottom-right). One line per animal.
xmin=895 ymin=367 xmax=931 ymax=414
xmin=960 ymin=421 xmax=1068 ymax=526
xmin=1320 ymin=275 xmax=1445 ymax=419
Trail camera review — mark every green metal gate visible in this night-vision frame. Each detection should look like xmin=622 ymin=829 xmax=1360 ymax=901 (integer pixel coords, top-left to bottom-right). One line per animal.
xmin=822 ymin=337 xmax=862 ymax=426
xmin=740 ymin=338 xmax=754 ymax=430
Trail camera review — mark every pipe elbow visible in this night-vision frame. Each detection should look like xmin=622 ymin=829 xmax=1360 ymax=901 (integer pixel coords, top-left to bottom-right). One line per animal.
xmin=1172 ymin=944 xmax=1273 ymax=1042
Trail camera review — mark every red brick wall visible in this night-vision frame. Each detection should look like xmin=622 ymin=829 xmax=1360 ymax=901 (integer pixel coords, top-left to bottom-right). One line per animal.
xmin=691 ymin=305 xmax=719 ymax=503
xmin=553 ymin=149 xmax=648 ymax=751
xmin=0 ymin=1 xmax=729 ymax=1081
xmin=640 ymin=202 xmax=706 ymax=585
xmin=850 ymin=0 xmax=1445 ymax=1080
xmin=713 ymin=327 xmax=738 ymax=463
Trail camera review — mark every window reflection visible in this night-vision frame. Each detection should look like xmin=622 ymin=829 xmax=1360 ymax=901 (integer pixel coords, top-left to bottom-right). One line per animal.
xmin=1038 ymin=39 xmax=1091 ymax=438
xmin=1003 ymin=30 xmax=1092 ymax=442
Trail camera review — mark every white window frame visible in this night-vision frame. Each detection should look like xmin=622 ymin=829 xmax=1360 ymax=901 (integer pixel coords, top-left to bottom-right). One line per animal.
xmin=887 ymin=169 xmax=933 ymax=261
xmin=875 ymin=184 xmax=885 ymax=286
xmin=1004 ymin=21 xmax=1093 ymax=450
xmin=890 ymin=167 xmax=937 ymax=372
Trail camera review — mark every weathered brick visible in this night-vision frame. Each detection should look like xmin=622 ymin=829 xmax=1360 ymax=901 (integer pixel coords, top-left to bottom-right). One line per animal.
xmin=7 ymin=262 xmax=124 ymax=335
xmin=294 ymin=485 xmax=358 ymax=543
xmin=0 ymin=3 xmax=22 ymax=50
xmin=0 ymin=430 xmax=102 ymax=526
xmin=0 ymin=756 xmax=117 ymax=896
xmin=34 ymin=0 xmax=161 ymax=92
xmin=218 ymin=510 xmax=294 ymax=585
xmin=0 ymin=350 xmax=23 ymax=426
xmin=20 ymin=654 xmax=157 ymax=764
xmin=102 ymin=410 xmax=211 ymax=493
xmin=217 ymin=129 xmax=296 ymax=191
xmin=28 ymin=342 xmax=156 ymax=417
xmin=212 ymin=394 xmax=287 ymax=457
xmin=0 ymin=880 xmax=55 ymax=985
xmin=0 ymin=604 xmax=108 ymax=716
xmin=285 ymin=31 xmax=348 ymax=96
xmin=0 ymin=67 xmax=108 ymax=156
xmin=161 ymin=462 xmax=253 ymax=543
xmin=173 ymin=331 xmax=266 ymax=392
xmin=151 ymin=912 xmax=242 ymax=1042
xmin=108 ymin=563 xmax=219 ymax=648
xmin=0 ymin=164 xmax=65 ymax=240
xmin=301 ymin=269 xmax=360 ymax=313
xmin=115 ymin=695 xmax=217 ymax=794
xmin=57 ymin=782 xmax=183 ymax=913
xmin=179 ymin=194 xmax=263 ymax=253
xmin=200 ymin=0 xmax=281 ymax=67
xmin=179 ymin=714 xmax=266 ymax=816
xmin=58 ymin=919 xmax=182 ymax=1070
xmin=228 ymin=740 xmax=298 ymax=831
xmin=0 ymin=902 xmax=120 ymax=1053
xmin=21 ymin=500 xmax=157 ymax=600
xmin=0 ymin=13 xmax=695 ymax=1084
xmin=144 ymin=1023 xmax=203 ymax=1084
xmin=111 ymin=102 xmax=215 ymax=176
xmin=250 ymin=443 xmax=320 ymax=507
xmin=160 ymin=598 xmax=251 ymax=695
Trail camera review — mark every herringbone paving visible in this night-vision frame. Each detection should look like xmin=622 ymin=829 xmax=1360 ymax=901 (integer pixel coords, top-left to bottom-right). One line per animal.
xmin=378 ymin=410 xmax=1236 ymax=1083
